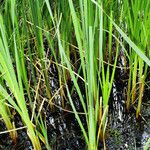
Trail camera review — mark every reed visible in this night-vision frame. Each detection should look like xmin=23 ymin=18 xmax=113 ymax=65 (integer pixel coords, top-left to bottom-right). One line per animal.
xmin=122 ymin=0 xmax=150 ymax=117
xmin=0 ymin=0 xmax=150 ymax=149
xmin=45 ymin=0 xmax=122 ymax=149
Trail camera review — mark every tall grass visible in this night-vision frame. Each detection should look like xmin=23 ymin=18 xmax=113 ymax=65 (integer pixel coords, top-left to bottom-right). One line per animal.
xmin=0 ymin=13 xmax=41 ymax=150
xmin=50 ymin=0 xmax=150 ymax=149
xmin=122 ymin=0 xmax=150 ymax=117
xmin=0 ymin=1 xmax=49 ymax=149
xmin=0 ymin=0 xmax=150 ymax=149
xmin=46 ymin=0 xmax=124 ymax=149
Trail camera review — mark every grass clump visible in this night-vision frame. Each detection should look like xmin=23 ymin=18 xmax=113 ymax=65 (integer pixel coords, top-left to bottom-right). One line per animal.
xmin=0 ymin=0 xmax=150 ymax=150
xmin=123 ymin=1 xmax=150 ymax=118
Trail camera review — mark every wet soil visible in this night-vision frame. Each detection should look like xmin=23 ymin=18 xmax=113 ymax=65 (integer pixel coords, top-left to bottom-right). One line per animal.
xmin=105 ymin=81 xmax=150 ymax=150
xmin=0 ymin=62 xmax=150 ymax=150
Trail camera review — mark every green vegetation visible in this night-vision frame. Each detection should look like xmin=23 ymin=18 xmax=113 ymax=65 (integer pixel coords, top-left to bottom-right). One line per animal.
xmin=0 ymin=0 xmax=150 ymax=150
